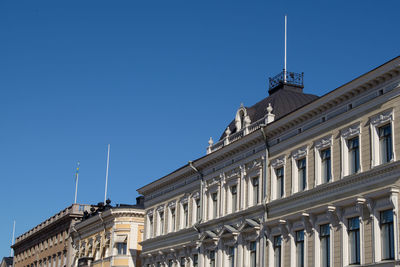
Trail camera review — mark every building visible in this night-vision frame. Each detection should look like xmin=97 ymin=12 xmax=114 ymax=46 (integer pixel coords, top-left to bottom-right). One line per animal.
xmin=12 ymin=204 xmax=92 ymax=267
xmin=137 ymin=56 xmax=400 ymax=267
xmin=1 ymin=257 xmax=13 ymax=267
xmin=70 ymin=198 xmax=145 ymax=267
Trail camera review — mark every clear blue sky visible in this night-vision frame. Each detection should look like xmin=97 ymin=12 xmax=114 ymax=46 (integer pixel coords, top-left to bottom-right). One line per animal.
xmin=1 ymin=0 xmax=399 ymax=256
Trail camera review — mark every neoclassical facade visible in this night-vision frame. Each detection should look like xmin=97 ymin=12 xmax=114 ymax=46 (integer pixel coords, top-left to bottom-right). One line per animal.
xmin=138 ymin=56 xmax=400 ymax=267
xmin=70 ymin=198 xmax=145 ymax=267
xmin=12 ymin=204 xmax=92 ymax=267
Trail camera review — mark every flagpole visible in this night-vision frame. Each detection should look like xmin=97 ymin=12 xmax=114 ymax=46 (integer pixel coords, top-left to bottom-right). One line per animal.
xmin=104 ymin=144 xmax=110 ymax=203
xmin=284 ymin=14 xmax=287 ymax=83
xmin=74 ymin=162 xmax=80 ymax=204
xmin=10 ymin=220 xmax=15 ymax=257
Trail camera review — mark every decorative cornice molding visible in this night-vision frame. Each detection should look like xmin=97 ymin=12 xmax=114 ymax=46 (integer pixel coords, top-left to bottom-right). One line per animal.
xmin=341 ymin=124 xmax=360 ymax=139
xmin=271 ymin=156 xmax=285 ymax=169
xmin=291 ymin=146 xmax=308 ymax=160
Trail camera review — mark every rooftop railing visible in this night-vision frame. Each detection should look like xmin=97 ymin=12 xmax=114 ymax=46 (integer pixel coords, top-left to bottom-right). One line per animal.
xmin=269 ymin=71 xmax=304 ymax=90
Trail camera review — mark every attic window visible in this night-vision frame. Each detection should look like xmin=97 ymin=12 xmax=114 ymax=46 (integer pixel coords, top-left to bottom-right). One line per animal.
xmin=239 ymin=110 xmax=245 ymax=129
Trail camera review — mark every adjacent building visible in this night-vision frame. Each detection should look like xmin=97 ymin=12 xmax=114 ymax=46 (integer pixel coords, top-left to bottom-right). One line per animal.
xmin=138 ymin=56 xmax=400 ymax=266
xmin=70 ymin=198 xmax=145 ymax=267
xmin=1 ymin=257 xmax=13 ymax=267
xmin=12 ymin=204 xmax=92 ymax=267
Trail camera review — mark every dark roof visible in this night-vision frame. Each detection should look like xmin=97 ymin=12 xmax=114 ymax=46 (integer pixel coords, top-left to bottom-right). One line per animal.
xmin=2 ymin=257 xmax=13 ymax=266
xmin=220 ymin=84 xmax=319 ymax=140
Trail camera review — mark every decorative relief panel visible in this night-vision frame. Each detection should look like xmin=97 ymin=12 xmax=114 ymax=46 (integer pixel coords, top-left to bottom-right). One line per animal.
xmin=271 ymin=156 xmax=286 ymax=169
xmin=245 ymin=159 xmax=262 ymax=173
xmin=291 ymin=146 xmax=308 ymax=160
xmin=168 ymin=201 xmax=176 ymax=208
xmin=191 ymin=191 xmax=200 ymax=199
xmin=314 ymin=136 xmax=332 ymax=150
xmin=370 ymin=110 xmax=393 ymax=126
xmin=341 ymin=124 xmax=360 ymax=139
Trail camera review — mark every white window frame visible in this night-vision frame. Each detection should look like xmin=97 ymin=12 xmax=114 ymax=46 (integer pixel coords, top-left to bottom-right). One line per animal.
xmin=267 ymin=226 xmax=284 ymax=267
xmin=340 ymin=124 xmax=361 ymax=178
xmin=341 ymin=204 xmax=364 ymax=266
xmin=370 ymin=109 xmax=395 ymax=167
xmin=147 ymin=211 xmax=154 ymax=239
xmin=314 ymin=136 xmax=333 ymax=186
xmin=271 ymin=156 xmax=286 ymax=200
xmin=156 ymin=206 xmax=165 ymax=236
xmin=168 ymin=201 xmax=176 ymax=233
xmin=314 ymin=217 xmax=333 ymax=267
xmin=180 ymin=196 xmax=189 ymax=229
xmin=191 ymin=192 xmax=200 ymax=225
xmin=370 ymin=190 xmax=399 ymax=262
xmin=291 ymin=146 xmax=308 ymax=194
xmin=289 ymin=221 xmax=308 ymax=267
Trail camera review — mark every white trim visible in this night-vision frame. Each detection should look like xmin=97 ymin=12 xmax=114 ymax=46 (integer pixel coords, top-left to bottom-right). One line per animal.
xmin=370 ymin=109 xmax=395 ymax=167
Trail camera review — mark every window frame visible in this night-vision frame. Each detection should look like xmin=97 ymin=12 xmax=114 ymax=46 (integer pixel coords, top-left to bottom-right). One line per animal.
xmin=314 ymin=136 xmax=333 ymax=186
xmin=271 ymin=156 xmax=286 ymax=200
xmin=370 ymin=110 xmax=395 ymax=167
xmin=340 ymin=124 xmax=361 ymax=178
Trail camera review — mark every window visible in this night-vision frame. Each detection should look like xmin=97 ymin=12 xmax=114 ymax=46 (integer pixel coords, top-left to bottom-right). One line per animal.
xmin=116 ymin=242 xmax=127 ymax=255
xmin=348 ymin=137 xmax=360 ymax=174
xmin=274 ymin=236 xmax=281 ymax=267
xmin=231 ymin=185 xmax=237 ymax=212
xmin=196 ymin=199 xmax=201 ymax=221
xmin=148 ymin=215 xmax=153 ymax=238
xmin=379 ymin=124 xmax=393 ymax=164
xmin=170 ymin=208 xmax=176 ymax=232
xmin=250 ymin=241 xmax=257 ymax=267
xmin=183 ymin=203 xmax=188 ymax=227
xmin=320 ymin=224 xmax=330 ymax=267
xmin=296 ymin=231 xmax=304 ymax=267
xmin=168 ymin=260 xmax=173 ymax=267
xmin=228 ymin=246 xmax=235 ymax=267
xmin=159 ymin=211 xmax=164 ymax=235
xmin=297 ymin=158 xmax=306 ymax=191
xmin=180 ymin=257 xmax=185 ymax=267
xmin=157 ymin=262 xmax=161 ymax=267
xmin=209 ymin=250 xmax=215 ymax=267
xmin=348 ymin=217 xmax=360 ymax=264
xmin=380 ymin=210 xmax=394 ymax=260
xmin=276 ymin=168 xmax=284 ymax=199
xmin=212 ymin=193 xmax=218 ymax=219
xmin=321 ymin=149 xmax=331 ymax=183
xmin=193 ymin=254 xmax=198 ymax=267
xmin=252 ymin=177 xmax=259 ymax=205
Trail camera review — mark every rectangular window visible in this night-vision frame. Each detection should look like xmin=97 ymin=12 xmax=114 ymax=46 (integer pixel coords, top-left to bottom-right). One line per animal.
xmin=212 ymin=193 xmax=218 ymax=219
xmin=297 ymin=158 xmax=306 ymax=191
xmin=379 ymin=124 xmax=393 ymax=164
xmin=253 ymin=177 xmax=259 ymax=205
xmin=231 ymin=185 xmax=237 ymax=212
xmin=209 ymin=250 xmax=215 ymax=267
xmin=348 ymin=217 xmax=360 ymax=264
xmin=321 ymin=149 xmax=331 ymax=183
xmin=180 ymin=257 xmax=185 ymax=267
xmin=276 ymin=168 xmax=284 ymax=198
xmin=348 ymin=137 xmax=360 ymax=174
xmin=250 ymin=241 xmax=257 ymax=267
xmin=149 ymin=215 xmax=153 ymax=237
xmin=228 ymin=246 xmax=235 ymax=267
xmin=320 ymin=224 xmax=330 ymax=267
xmin=168 ymin=260 xmax=173 ymax=267
xmin=171 ymin=208 xmax=176 ymax=232
xmin=157 ymin=262 xmax=161 ymax=267
xmin=380 ymin=209 xmax=394 ymax=260
xmin=159 ymin=212 xmax=164 ymax=234
xmin=193 ymin=254 xmax=198 ymax=267
xmin=183 ymin=204 xmax=188 ymax=227
xmin=116 ymin=242 xmax=127 ymax=255
xmin=274 ymin=236 xmax=281 ymax=267
xmin=196 ymin=199 xmax=201 ymax=221
xmin=296 ymin=231 xmax=304 ymax=267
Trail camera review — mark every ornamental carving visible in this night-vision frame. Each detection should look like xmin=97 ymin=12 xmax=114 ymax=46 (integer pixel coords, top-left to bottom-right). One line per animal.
xmin=314 ymin=136 xmax=332 ymax=150
xmin=245 ymin=159 xmax=262 ymax=172
xmin=156 ymin=205 xmax=164 ymax=212
xmin=168 ymin=201 xmax=176 ymax=208
xmin=291 ymin=146 xmax=307 ymax=160
xmin=370 ymin=110 xmax=393 ymax=126
xmin=271 ymin=156 xmax=285 ymax=169
xmin=341 ymin=124 xmax=360 ymax=139
xmin=225 ymin=168 xmax=240 ymax=181
xmin=180 ymin=194 xmax=189 ymax=204
xmin=192 ymin=191 xmax=200 ymax=199
xmin=207 ymin=176 xmax=220 ymax=188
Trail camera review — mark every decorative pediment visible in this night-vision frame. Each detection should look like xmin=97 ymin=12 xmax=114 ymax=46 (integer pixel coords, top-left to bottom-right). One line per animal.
xmin=291 ymin=146 xmax=308 ymax=160
xmin=198 ymin=230 xmax=219 ymax=249
xmin=168 ymin=201 xmax=177 ymax=208
xmin=206 ymin=176 xmax=221 ymax=188
xmin=156 ymin=205 xmax=164 ymax=212
xmin=146 ymin=209 xmax=154 ymax=216
xmin=238 ymin=218 xmax=261 ymax=233
xmin=370 ymin=110 xmax=393 ymax=126
xmin=218 ymin=225 xmax=239 ymax=238
xmin=341 ymin=124 xmax=360 ymax=139
xmin=271 ymin=156 xmax=285 ymax=169
xmin=314 ymin=136 xmax=332 ymax=150
xmin=245 ymin=159 xmax=262 ymax=173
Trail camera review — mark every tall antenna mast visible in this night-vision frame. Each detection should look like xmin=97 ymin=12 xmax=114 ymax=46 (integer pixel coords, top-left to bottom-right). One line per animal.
xmin=10 ymin=220 xmax=15 ymax=257
xmin=74 ymin=161 xmax=80 ymax=204
xmin=104 ymin=144 xmax=110 ymax=203
xmin=284 ymin=14 xmax=287 ymax=83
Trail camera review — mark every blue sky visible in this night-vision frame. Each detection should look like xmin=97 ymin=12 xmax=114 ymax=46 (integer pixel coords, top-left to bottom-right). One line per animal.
xmin=1 ymin=0 xmax=399 ymax=256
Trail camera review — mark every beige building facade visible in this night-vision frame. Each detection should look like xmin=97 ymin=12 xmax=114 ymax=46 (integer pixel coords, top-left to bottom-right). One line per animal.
xmin=70 ymin=199 xmax=144 ymax=267
xmin=138 ymin=56 xmax=400 ymax=266
xmin=12 ymin=204 xmax=92 ymax=267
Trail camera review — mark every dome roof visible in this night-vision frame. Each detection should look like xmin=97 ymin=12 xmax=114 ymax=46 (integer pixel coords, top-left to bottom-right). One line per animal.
xmin=219 ymin=84 xmax=319 ymax=140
